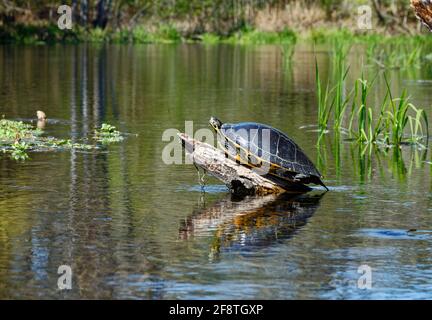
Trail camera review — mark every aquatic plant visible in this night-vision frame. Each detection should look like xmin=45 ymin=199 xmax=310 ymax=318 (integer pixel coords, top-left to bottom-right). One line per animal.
xmin=332 ymin=42 xmax=351 ymax=131
xmin=316 ymin=61 xmax=333 ymax=134
xmin=10 ymin=141 xmax=30 ymax=161
xmin=94 ymin=123 xmax=125 ymax=144
xmin=382 ymin=77 xmax=429 ymax=146
xmin=369 ymin=43 xmax=423 ymax=70
xmin=1 ymin=118 xmax=126 ymax=161
xmin=347 ymin=75 xmax=429 ymax=147
xmin=316 ymin=131 xmax=427 ymax=185
xmin=347 ymin=75 xmax=381 ymax=143
xmin=315 ymin=66 xmax=429 ymax=148
xmin=316 ymin=42 xmax=351 ymax=137
xmin=281 ymin=44 xmax=295 ymax=63
xmin=0 ymin=118 xmax=42 ymax=140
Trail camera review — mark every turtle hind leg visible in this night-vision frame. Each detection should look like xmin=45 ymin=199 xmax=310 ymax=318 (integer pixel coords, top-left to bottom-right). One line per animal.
xmin=295 ymin=173 xmax=329 ymax=191
xmin=306 ymin=175 xmax=329 ymax=191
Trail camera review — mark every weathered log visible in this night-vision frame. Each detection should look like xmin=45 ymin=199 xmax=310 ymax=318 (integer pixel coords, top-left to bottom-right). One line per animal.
xmin=178 ymin=133 xmax=308 ymax=196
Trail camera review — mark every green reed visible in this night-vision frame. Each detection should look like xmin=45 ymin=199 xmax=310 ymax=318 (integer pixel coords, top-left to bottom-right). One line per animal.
xmin=316 ymin=43 xmax=351 ymax=137
xmin=315 ymin=120 xmax=429 ymax=186
xmin=332 ymin=43 xmax=351 ymax=131
xmin=316 ymin=61 xmax=333 ymax=134
xmin=315 ymin=65 xmax=429 ymax=148
xmin=364 ymin=36 xmax=428 ymax=70
xmin=348 ymin=76 xmax=428 ymax=147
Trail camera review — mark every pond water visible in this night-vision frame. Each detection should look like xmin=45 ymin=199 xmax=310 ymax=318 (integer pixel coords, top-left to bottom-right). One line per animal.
xmin=1 ymin=43 xmax=432 ymax=299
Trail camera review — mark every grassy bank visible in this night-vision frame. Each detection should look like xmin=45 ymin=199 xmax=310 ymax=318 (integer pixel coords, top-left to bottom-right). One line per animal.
xmin=2 ymin=22 xmax=432 ymax=45
xmin=2 ymin=0 xmax=427 ymax=46
xmin=0 ymin=23 xmax=299 ymax=45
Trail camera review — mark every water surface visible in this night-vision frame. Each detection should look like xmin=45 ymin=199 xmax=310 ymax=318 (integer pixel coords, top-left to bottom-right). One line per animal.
xmin=1 ymin=43 xmax=432 ymax=299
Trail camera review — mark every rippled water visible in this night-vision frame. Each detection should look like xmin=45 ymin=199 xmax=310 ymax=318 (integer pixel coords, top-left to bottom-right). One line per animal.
xmin=1 ymin=43 xmax=432 ymax=299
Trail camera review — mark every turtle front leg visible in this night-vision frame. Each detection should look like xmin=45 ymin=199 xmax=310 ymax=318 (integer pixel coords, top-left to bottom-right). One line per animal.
xmin=194 ymin=163 xmax=207 ymax=188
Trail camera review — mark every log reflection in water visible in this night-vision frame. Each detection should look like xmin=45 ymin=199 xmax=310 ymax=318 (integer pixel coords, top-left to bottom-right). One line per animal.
xmin=179 ymin=192 xmax=325 ymax=258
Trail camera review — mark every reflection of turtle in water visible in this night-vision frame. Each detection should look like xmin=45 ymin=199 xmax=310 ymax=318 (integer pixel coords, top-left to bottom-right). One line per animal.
xmin=179 ymin=192 xmax=324 ymax=259
xmin=209 ymin=117 xmax=328 ymax=190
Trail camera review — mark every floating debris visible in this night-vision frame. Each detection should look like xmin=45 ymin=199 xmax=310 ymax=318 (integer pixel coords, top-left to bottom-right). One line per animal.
xmin=36 ymin=110 xmax=47 ymax=121
xmin=36 ymin=110 xmax=47 ymax=129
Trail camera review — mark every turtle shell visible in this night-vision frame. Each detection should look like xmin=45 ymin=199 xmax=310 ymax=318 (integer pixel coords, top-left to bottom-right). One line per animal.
xmin=217 ymin=122 xmax=325 ymax=187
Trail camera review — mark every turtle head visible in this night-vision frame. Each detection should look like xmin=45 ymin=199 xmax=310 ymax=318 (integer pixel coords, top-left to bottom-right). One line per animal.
xmin=209 ymin=117 xmax=222 ymax=131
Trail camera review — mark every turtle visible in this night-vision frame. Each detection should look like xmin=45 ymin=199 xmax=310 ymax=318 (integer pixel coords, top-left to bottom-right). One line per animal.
xmin=209 ymin=117 xmax=328 ymax=190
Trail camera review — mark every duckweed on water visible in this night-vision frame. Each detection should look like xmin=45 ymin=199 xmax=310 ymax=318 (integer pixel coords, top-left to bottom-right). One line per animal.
xmin=1 ymin=118 xmax=126 ymax=161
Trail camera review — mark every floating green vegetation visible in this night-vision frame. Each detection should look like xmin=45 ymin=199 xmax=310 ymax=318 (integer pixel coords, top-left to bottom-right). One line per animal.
xmin=315 ymin=66 xmax=429 ymax=148
xmin=10 ymin=141 xmax=30 ymax=161
xmin=0 ymin=119 xmax=42 ymax=140
xmin=1 ymin=118 xmax=126 ymax=161
xmin=94 ymin=123 xmax=125 ymax=144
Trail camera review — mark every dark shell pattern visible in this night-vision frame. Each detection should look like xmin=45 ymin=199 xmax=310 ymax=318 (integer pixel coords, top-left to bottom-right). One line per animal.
xmin=219 ymin=122 xmax=322 ymax=179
